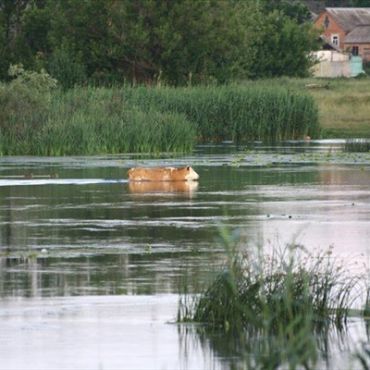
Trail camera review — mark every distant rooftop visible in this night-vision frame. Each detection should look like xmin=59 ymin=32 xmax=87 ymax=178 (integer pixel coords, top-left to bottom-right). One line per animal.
xmin=325 ymin=7 xmax=370 ymax=32
xmin=345 ymin=25 xmax=370 ymax=43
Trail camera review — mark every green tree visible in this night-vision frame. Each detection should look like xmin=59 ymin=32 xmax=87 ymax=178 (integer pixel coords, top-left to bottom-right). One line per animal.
xmin=0 ymin=0 xmax=30 ymax=78
xmin=0 ymin=0 xmax=320 ymax=84
xmin=106 ymin=0 xmax=255 ymax=85
xmin=249 ymin=9 xmax=319 ymax=78
xmin=48 ymin=41 xmax=87 ymax=89
xmin=262 ymin=0 xmax=312 ymax=24
xmin=47 ymin=0 xmax=110 ymax=79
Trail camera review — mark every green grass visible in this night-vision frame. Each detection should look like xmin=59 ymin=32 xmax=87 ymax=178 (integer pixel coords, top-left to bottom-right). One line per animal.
xmin=0 ymin=67 xmax=368 ymax=155
xmin=122 ymin=84 xmax=319 ymax=143
xmin=0 ymin=78 xmax=319 ymax=155
xmin=178 ymin=232 xmax=365 ymax=369
xmin=263 ymin=77 xmax=370 ymax=139
xmin=0 ymin=86 xmax=195 ymax=155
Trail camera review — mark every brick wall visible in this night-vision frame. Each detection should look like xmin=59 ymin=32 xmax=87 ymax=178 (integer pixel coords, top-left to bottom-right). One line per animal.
xmin=344 ymin=44 xmax=370 ymax=62
xmin=314 ymin=12 xmax=346 ymax=49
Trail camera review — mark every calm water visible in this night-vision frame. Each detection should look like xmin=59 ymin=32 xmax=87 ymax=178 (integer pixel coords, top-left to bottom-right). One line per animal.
xmin=0 ymin=141 xmax=369 ymax=369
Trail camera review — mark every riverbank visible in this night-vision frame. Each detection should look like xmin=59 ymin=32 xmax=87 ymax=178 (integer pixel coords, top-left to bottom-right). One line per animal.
xmin=276 ymin=77 xmax=370 ymax=139
xmin=0 ymin=73 xmax=318 ymax=155
xmin=1 ymin=67 xmax=368 ymax=156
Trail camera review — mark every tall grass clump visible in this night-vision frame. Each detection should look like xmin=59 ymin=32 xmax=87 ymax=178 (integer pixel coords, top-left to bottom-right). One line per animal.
xmin=122 ymin=84 xmax=320 ymax=143
xmin=38 ymin=87 xmax=195 ymax=155
xmin=0 ymin=65 xmax=319 ymax=155
xmin=178 ymin=234 xmax=363 ymax=369
xmin=0 ymin=69 xmax=195 ymax=155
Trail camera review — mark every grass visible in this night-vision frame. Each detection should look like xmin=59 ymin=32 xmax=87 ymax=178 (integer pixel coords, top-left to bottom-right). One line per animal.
xmin=1 ymin=67 xmax=368 ymax=155
xmin=178 ymin=230 xmax=365 ymax=369
xmin=267 ymin=77 xmax=370 ymax=139
xmin=181 ymin=244 xmax=361 ymax=330
xmin=0 ymin=72 xmax=319 ymax=155
xmin=122 ymin=84 xmax=319 ymax=143
xmin=313 ymin=79 xmax=370 ymax=139
xmin=0 ymin=86 xmax=196 ymax=155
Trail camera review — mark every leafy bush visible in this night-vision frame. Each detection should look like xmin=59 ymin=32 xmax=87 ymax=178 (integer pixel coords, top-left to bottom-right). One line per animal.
xmin=0 ymin=64 xmax=57 ymax=154
xmin=48 ymin=43 xmax=87 ymax=89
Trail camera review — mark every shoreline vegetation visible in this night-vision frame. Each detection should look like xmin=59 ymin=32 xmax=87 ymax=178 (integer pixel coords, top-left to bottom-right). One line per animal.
xmin=178 ymin=234 xmax=369 ymax=369
xmin=276 ymin=77 xmax=370 ymax=139
xmin=0 ymin=67 xmax=319 ymax=156
xmin=0 ymin=67 xmax=369 ymax=156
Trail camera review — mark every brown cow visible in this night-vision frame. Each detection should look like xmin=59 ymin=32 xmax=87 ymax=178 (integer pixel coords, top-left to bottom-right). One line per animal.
xmin=127 ymin=166 xmax=199 ymax=182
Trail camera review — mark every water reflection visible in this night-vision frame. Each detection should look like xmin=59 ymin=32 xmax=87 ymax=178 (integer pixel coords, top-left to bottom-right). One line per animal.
xmin=0 ymin=143 xmax=369 ymax=297
xmin=0 ymin=142 xmax=369 ymax=369
xmin=177 ymin=317 xmax=369 ymax=370
xmin=0 ymin=251 xmax=221 ymax=297
xmin=129 ymin=180 xmax=198 ymax=195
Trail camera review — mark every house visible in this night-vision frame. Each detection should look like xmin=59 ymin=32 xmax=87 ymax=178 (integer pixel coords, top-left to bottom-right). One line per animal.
xmin=314 ymin=7 xmax=370 ymax=62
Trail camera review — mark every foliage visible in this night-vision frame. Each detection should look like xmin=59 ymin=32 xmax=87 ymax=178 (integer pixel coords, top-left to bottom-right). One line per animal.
xmin=48 ymin=42 xmax=87 ymax=89
xmin=0 ymin=70 xmax=320 ymax=155
xmin=0 ymin=0 xmax=319 ymax=84
xmin=248 ymin=9 xmax=320 ymax=78
xmin=122 ymin=84 xmax=320 ymax=142
xmin=188 ymin=244 xmax=360 ymax=330
xmin=0 ymin=78 xmax=195 ymax=155
xmin=7 ymin=63 xmax=57 ymax=92
xmin=0 ymin=64 xmax=57 ymax=154
xmin=178 ymin=233 xmax=364 ymax=369
xmin=262 ymin=0 xmax=312 ymax=24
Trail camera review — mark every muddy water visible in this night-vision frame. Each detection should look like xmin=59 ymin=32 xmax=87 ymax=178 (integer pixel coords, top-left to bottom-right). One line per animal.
xmin=0 ymin=141 xmax=369 ymax=369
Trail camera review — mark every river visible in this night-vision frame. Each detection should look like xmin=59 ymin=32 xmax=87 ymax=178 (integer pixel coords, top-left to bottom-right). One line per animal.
xmin=0 ymin=140 xmax=369 ymax=369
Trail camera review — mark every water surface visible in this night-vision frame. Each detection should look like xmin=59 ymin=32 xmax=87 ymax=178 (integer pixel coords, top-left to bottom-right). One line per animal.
xmin=0 ymin=140 xmax=369 ymax=369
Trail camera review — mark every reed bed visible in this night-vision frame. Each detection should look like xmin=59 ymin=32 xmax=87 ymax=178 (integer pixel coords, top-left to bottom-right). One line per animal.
xmin=0 ymin=86 xmax=195 ymax=155
xmin=0 ymin=78 xmax=319 ymax=155
xmin=122 ymin=84 xmax=320 ymax=143
xmin=178 ymin=238 xmax=364 ymax=369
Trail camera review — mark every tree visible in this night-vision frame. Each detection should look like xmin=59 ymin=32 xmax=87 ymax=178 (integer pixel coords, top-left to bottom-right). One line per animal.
xmin=248 ymin=9 xmax=319 ymax=78
xmin=106 ymin=0 xmax=255 ymax=85
xmin=0 ymin=0 xmax=320 ymax=84
xmin=0 ymin=0 xmax=30 ymax=78
xmin=262 ymin=0 xmax=312 ymax=24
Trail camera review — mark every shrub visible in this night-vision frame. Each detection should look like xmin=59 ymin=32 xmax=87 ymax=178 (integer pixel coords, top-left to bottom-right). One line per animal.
xmin=0 ymin=64 xmax=57 ymax=154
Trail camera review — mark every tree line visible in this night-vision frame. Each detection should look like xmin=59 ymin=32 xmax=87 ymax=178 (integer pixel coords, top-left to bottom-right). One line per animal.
xmin=0 ymin=0 xmax=321 ymax=87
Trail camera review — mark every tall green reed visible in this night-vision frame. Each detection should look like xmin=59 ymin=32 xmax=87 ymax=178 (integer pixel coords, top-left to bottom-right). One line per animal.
xmin=122 ymin=84 xmax=320 ymax=143
xmin=178 ymin=230 xmax=363 ymax=369
xmin=0 ymin=74 xmax=319 ymax=155
xmin=0 ymin=86 xmax=195 ymax=155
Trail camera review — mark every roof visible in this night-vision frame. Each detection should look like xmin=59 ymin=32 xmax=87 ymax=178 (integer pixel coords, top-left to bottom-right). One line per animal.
xmin=310 ymin=11 xmax=318 ymax=21
xmin=325 ymin=8 xmax=370 ymax=32
xmin=345 ymin=25 xmax=370 ymax=43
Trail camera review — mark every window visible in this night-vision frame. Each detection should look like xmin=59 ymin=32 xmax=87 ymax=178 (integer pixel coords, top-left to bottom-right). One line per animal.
xmin=352 ymin=46 xmax=359 ymax=56
xmin=332 ymin=35 xmax=339 ymax=46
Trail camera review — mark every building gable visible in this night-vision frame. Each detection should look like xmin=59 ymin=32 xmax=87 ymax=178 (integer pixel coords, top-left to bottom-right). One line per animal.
xmin=314 ymin=11 xmax=346 ymax=48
